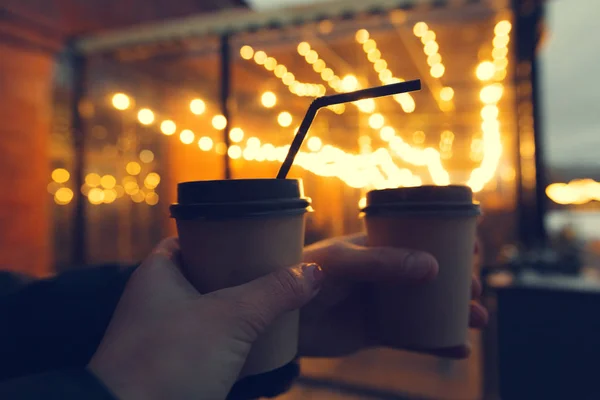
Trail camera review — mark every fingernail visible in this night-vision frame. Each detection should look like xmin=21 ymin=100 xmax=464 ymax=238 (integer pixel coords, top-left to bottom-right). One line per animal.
xmin=302 ymin=263 xmax=324 ymax=285
xmin=406 ymin=252 xmax=438 ymax=280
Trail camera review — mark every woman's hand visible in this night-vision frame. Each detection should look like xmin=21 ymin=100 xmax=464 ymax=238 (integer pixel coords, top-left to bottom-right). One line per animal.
xmin=299 ymin=233 xmax=488 ymax=359
xmin=89 ymin=238 xmax=323 ymax=400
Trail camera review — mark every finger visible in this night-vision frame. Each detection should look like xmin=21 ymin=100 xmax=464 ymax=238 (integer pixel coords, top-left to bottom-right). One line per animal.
xmin=325 ymin=242 xmax=438 ymax=283
xmin=471 ymin=275 xmax=482 ymax=299
xmin=469 ymin=302 xmax=489 ymax=329
xmin=213 ymin=264 xmax=323 ymax=339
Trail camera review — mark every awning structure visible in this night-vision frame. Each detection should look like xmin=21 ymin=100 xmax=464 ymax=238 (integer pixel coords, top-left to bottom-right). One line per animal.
xmin=76 ymin=0 xmax=508 ymax=54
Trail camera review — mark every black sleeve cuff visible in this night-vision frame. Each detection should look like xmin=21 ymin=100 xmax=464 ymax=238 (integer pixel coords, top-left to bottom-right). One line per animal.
xmin=0 ymin=368 xmax=116 ymax=400
xmin=227 ymin=357 xmax=300 ymax=400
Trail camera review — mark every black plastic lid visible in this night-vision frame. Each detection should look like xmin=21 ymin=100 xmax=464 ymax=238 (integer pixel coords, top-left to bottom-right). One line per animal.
xmin=171 ymin=179 xmax=311 ymax=220
xmin=362 ymin=185 xmax=480 ymax=217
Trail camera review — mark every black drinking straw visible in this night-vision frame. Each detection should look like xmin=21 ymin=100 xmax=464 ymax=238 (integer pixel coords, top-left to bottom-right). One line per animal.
xmin=276 ymin=79 xmax=422 ymax=179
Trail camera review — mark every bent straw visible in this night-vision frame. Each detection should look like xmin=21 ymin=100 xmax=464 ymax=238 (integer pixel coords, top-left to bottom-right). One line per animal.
xmin=276 ymin=79 xmax=421 ymax=179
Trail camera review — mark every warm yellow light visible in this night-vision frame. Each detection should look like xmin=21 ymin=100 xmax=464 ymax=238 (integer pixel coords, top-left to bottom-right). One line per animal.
xmin=190 ymin=99 xmax=206 ymax=115
xmin=112 ymin=93 xmax=131 ymax=110
xmin=277 ymin=111 xmax=293 ymax=127
xmin=320 ymin=68 xmax=334 ymax=81
xmin=476 ymin=61 xmax=495 ymax=81
xmin=480 ymin=84 xmax=504 ymax=104
xmin=212 ymin=115 xmax=228 ymax=130
xmin=85 ymin=173 xmax=101 ymax=187
xmin=144 ymin=172 xmax=161 ymax=189
xmin=52 ymin=168 xmax=70 ymax=183
xmin=160 ymin=120 xmax=176 ymax=135
xmin=341 ymin=74 xmax=358 ymax=92
xmin=380 ymin=126 xmax=395 ymax=142
xmin=355 ymin=29 xmax=370 ymax=44
xmin=413 ymin=22 xmax=429 ymax=37
xmin=297 ymin=42 xmax=311 ymax=56
xmin=440 ymin=86 xmax=454 ymax=101
xmin=493 ymin=47 xmax=509 ymax=60
xmin=229 ymin=127 xmax=244 ymax=143
xmin=368 ymin=113 xmax=385 ymax=130
xmin=274 ymin=64 xmax=287 ymax=78
xmin=100 ymin=175 xmax=116 ymax=189
xmin=427 ymin=53 xmax=442 ymax=66
xmin=198 ymin=136 xmax=213 ymax=151
xmin=367 ymin=49 xmax=381 ymax=62
xmin=254 ymin=50 xmax=267 ymax=64
xmin=494 ymin=58 xmax=509 ymax=71
xmin=424 ymin=41 xmax=439 ymax=56
xmin=421 ymin=30 xmax=436 ymax=44
xmin=494 ymin=20 xmax=512 ymax=37
xmin=240 ymin=45 xmax=254 ymax=60
xmin=305 ymin=50 xmax=318 ymax=64
xmin=430 ymin=63 xmax=445 ymax=78
xmin=139 ymin=150 xmax=154 ymax=164
xmin=493 ymin=35 xmax=510 ymax=48
xmin=137 ymin=109 xmax=155 ymax=125
xmin=362 ymin=39 xmax=376 ymax=53
xmin=307 ymin=136 xmax=323 ymax=152
xmin=355 ymin=98 xmax=375 ymax=113
xmin=247 ymin=137 xmax=261 ymax=148
xmin=47 ymin=182 xmax=61 ymax=195
xmin=131 ymin=191 xmax=145 ymax=203
xmin=374 ymin=59 xmax=387 ymax=73
xmin=126 ymin=161 xmax=142 ymax=175
xmin=413 ymin=131 xmax=426 ymax=144
xmin=228 ymin=145 xmax=242 ymax=159
xmin=145 ymin=192 xmax=159 ymax=206
xmin=103 ymin=189 xmax=117 ymax=204
xmin=261 ymin=91 xmax=277 ymax=108
xmin=481 ymin=105 xmax=499 ymax=120
xmin=88 ymin=188 xmax=105 ymax=205
xmin=494 ymin=69 xmax=507 ymax=81
xmin=282 ymin=72 xmax=295 ymax=86
xmin=179 ymin=129 xmax=195 ymax=144
xmin=265 ymin=57 xmax=277 ymax=71
xmin=312 ymin=59 xmax=326 ymax=73
xmin=378 ymin=69 xmax=392 ymax=82
xmin=54 ymin=188 xmax=74 ymax=205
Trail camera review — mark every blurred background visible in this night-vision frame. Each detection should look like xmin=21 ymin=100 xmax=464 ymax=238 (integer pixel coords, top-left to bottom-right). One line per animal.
xmin=2 ymin=0 xmax=599 ymax=398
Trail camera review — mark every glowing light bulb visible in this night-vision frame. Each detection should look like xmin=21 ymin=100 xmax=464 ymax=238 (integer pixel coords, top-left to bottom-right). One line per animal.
xmin=264 ymin=57 xmax=277 ymax=71
xmin=494 ymin=20 xmax=512 ymax=36
xmin=480 ymin=84 xmax=504 ymax=104
xmin=52 ymin=168 xmax=70 ymax=183
xmin=476 ymin=61 xmax=495 ymax=81
xmin=430 ymin=63 xmax=445 ymax=78
xmin=85 ymin=173 xmax=101 ymax=187
xmin=112 ymin=93 xmax=131 ymax=110
xmin=427 ymin=53 xmax=442 ymax=66
xmin=341 ymin=74 xmax=358 ymax=92
xmin=297 ymin=42 xmax=311 ymax=56
xmin=413 ymin=22 xmax=429 ymax=37
xmin=355 ymin=29 xmax=370 ymax=44
xmin=212 ymin=115 xmax=227 ymax=130
xmin=305 ymin=50 xmax=318 ymax=64
xmin=253 ymin=50 xmax=267 ymax=64
xmin=160 ymin=120 xmax=176 ymax=135
xmin=321 ymin=68 xmax=334 ymax=81
xmin=179 ymin=129 xmax=195 ymax=144
xmin=54 ymin=188 xmax=74 ymax=205
xmin=274 ymin=65 xmax=287 ymax=78
xmin=240 ymin=45 xmax=254 ymax=60
xmin=380 ymin=126 xmax=395 ymax=142
xmin=229 ymin=127 xmax=244 ymax=143
xmin=228 ymin=145 xmax=242 ymax=159
xmin=126 ymin=161 xmax=142 ymax=176
xmin=367 ymin=49 xmax=381 ymax=62
xmin=100 ymin=175 xmax=116 ymax=189
xmin=198 ymin=136 xmax=213 ymax=151
xmin=312 ymin=59 xmax=326 ymax=73
xmin=277 ymin=111 xmax=293 ymax=127
xmin=307 ymin=137 xmax=322 ymax=152
xmin=374 ymin=59 xmax=387 ymax=72
xmin=362 ymin=39 xmax=376 ymax=53
xmin=493 ymin=35 xmax=510 ymax=48
xmin=440 ymin=86 xmax=454 ymax=101
xmin=261 ymin=91 xmax=276 ymax=108
xmin=421 ymin=30 xmax=436 ymax=44
xmin=424 ymin=41 xmax=439 ymax=56
xmin=368 ymin=113 xmax=385 ymax=130
xmin=282 ymin=72 xmax=295 ymax=85
xmin=137 ymin=109 xmax=154 ymax=125
xmin=190 ymin=99 xmax=206 ymax=115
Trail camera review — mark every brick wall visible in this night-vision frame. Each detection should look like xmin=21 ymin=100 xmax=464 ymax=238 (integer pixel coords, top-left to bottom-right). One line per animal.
xmin=0 ymin=42 xmax=53 ymax=276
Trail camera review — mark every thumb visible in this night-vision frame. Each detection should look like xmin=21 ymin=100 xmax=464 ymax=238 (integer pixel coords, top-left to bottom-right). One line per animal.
xmin=211 ymin=264 xmax=323 ymax=339
xmin=325 ymin=241 xmax=438 ymax=283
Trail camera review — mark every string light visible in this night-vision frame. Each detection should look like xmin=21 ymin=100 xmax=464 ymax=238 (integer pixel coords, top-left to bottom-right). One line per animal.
xmin=137 ymin=109 xmax=154 ymax=125
xmin=546 ymin=180 xmax=600 ymax=205
xmin=307 ymin=137 xmax=323 ymax=152
xmin=277 ymin=111 xmax=293 ymax=127
xmin=126 ymin=161 xmax=142 ymax=175
xmin=212 ymin=115 xmax=227 ymax=130
xmin=261 ymin=91 xmax=277 ymax=108
xmin=180 ymin=129 xmax=195 ymax=145
xmin=100 ymin=175 xmax=116 ymax=189
xmin=54 ymin=188 xmax=74 ymax=205
xmin=229 ymin=127 xmax=244 ymax=143
xmin=112 ymin=93 xmax=131 ymax=110
xmin=240 ymin=45 xmax=254 ymax=60
xmin=440 ymin=87 xmax=454 ymax=101
xmin=51 ymin=168 xmax=70 ymax=184
xmin=476 ymin=61 xmax=495 ymax=81
xmin=198 ymin=136 xmax=213 ymax=151
xmin=414 ymin=23 xmax=446 ymax=79
xmin=160 ymin=120 xmax=176 ymax=135
xmin=139 ymin=150 xmax=154 ymax=163
xmin=190 ymin=99 xmax=206 ymax=115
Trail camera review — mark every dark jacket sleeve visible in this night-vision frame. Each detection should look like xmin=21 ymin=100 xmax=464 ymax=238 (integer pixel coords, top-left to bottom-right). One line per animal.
xmin=0 ymin=266 xmax=300 ymax=399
